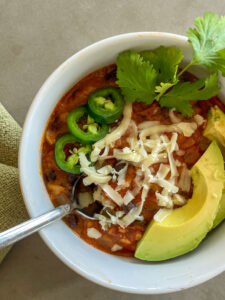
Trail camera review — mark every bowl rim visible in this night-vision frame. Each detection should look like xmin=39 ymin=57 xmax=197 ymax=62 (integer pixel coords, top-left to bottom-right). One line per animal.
xmin=19 ymin=31 xmax=225 ymax=294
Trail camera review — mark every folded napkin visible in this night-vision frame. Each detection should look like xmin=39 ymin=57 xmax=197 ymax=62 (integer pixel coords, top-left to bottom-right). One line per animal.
xmin=0 ymin=103 xmax=28 ymax=263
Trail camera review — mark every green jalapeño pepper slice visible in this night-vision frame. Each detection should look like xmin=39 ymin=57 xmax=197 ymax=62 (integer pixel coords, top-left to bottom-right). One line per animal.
xmin=88 ymin=87 xmax=124 ymax=124
xmin=67 ymin=106 xmax=109 ymax=144
xmin=54 ymin=133 xmax=91 ymax=174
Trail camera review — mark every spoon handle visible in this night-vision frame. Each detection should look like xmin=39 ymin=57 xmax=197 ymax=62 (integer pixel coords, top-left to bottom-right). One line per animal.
xmin=0 ymin=203 xmax=73 ymax=249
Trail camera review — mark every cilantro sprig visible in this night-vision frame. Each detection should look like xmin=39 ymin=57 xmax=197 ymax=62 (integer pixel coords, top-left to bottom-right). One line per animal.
xmin=116 ymin=51 xmax=157 ymax=104
xmin=186 ymin=11 xmax=225 ymax=75
xmin=116 ymin=12 xmax=225 ymax=116
xmin=141 ymin=46 xmax=183 ymax=84
xmin=160 ymin=73 xmax=220 ymax=116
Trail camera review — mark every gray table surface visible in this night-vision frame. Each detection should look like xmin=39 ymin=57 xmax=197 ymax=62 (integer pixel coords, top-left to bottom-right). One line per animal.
xmin=1 ymin=1 xmax=225 ymax=299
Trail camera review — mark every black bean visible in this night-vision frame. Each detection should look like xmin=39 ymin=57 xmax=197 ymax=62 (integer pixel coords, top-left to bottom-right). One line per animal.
xmin=46 ymin=170 xmax=56 ymax=182
xmin=67 ymin=173 xmax=79 ymax=184
xmin=50 ymin=115 xmax=61 ymax=130
xmin=114 ymin=162 xmax=126 ymax=172
xmin=105 ymin=69 xmax=117 ymax=81
xmin=66 ymin=214 xmax=78 ymax=229
xmin=81 ymin=202 xmax=103 ymax=216
xmin=53 ymin=194 xmax=69 ymax=206
xmin=78 ymin=181 xmax=94 ymax=193
xmin=122 ymin=201 xmax=136 ymax=214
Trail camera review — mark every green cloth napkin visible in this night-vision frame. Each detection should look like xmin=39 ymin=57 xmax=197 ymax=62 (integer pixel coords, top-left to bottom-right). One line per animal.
xmin=0 ymin=103 xmax=28 ymax=263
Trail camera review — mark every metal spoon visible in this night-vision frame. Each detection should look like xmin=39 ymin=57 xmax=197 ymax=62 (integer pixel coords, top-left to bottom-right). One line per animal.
xmin=0 ymin=176 xmax=96 ymax=249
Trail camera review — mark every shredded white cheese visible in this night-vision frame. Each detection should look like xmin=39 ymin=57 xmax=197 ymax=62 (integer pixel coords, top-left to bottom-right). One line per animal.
xmin=100 ymin=184 xmax=124 ymax=206
xmin=176 ymin=122 xmax=197 ymax=137
xmin=111 ymin=244 xmax=123 ymax=252
xmin=154 ymin=208 xmax=172 ymax=222
xmin=156 ymin=192 xmax=173 ymax=208
xmin=137 ymin=121 xmax=160 ymax=130
xmin=87 ymin=228 xmax=102 ymax=239
xmin=93 ymin=186 xmax=115 ymax=209
xmin=194 ymin=114 xmax=205 ymax=126
xmin=176 ymin=149 xmax=185 ymax=156
xmin=95 ymin=185 xmax=148 ymax=230
xmin=113 ymin=148 xmax=143 ymax=163
xmin=172 ymin=194 xmax=187 ymax=205
xmin=118 ymin=185 xmax=148 ymax=228
xmin=178 ymin=167 xmax=191 ymax=192
xmin=169 ymin=109 xmax=181 ymax=123
xmin=123 ymin=190 xmax=134 ymax=205
xmin=149 ymin=174 xmax=179 ymax=193
xmin=79 ymin=152 xmax=111 ymax=185
xmin=80 ymin=103 xmax=197 ymax=229
xmin=97 ymin=165 xmax=113 ymax=175
xmin=140 ymin=122 xmax=197 ymax=140
xmin=156 ymin=164 xmax=170 ymax=179
xmin=91 ymin=103 xmax=132 ymax=161
xmin=115 ymin=163 xmax=128 ymax=186
xmin=140 ymin=124 xmax=179 ymax=140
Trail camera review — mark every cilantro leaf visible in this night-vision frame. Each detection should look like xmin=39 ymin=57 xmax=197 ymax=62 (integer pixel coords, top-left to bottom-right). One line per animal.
xmin=141 ymin=46 xmax=183 ymax=84
xmin=116 ymin=51 xmax=157 ymax=104
xmin=160 ymin=73 xmax=220 ymax=116
xmin=187 ymin=11 xmax=225 ymax=75
xmin=155 ymin=82 xmax=177 ymax=101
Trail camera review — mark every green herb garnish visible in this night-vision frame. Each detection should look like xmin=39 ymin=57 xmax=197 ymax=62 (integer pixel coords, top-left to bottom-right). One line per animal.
xmin=186 ymin=11 xmax=225 ymax=75
xmin=116 ymin=51 xmax=157 ymax=104
xmin=160 ymin=73 xmax=220 ymax=116
xmin=141 ymin=46 xmax=183 ymax=84
xmin=116 ymin=12 xmax=225 ymax=116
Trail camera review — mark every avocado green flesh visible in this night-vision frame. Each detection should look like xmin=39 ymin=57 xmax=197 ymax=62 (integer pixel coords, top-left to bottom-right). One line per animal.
xmin=204 ymin=105 xmax=225 ymax=157
xmin=135 ymin=141 xmax=224 ymax=261
xmin=213 ymin=191 xmax=225 ymax=229
xmin=204 ymin=106 xmax=225 ymax=229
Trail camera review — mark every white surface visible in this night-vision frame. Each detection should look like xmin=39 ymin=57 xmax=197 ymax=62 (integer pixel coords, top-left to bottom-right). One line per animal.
xmin=19 ymin=32 xmax=225 ymax=294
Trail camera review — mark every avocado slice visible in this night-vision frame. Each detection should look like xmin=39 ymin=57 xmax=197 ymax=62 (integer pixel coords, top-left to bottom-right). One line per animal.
xmin=135 ymin=141 xmax=224 ymax=261
xmin=204 ymin=106 xmax=225 ymax=157
xmin=204 ymin=106 xmax=225 ymax=228
xmin=213 ymin=191 xmax=225 ymax=229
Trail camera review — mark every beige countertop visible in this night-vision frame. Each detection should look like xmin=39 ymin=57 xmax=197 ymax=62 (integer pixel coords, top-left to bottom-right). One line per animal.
xmin=1 ymin=1 xmax=225 ymax=299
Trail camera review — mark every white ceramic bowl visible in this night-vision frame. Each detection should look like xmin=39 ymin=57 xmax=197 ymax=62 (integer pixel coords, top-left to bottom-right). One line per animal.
xmin=19 ymin=32 xmax=225 ymax=294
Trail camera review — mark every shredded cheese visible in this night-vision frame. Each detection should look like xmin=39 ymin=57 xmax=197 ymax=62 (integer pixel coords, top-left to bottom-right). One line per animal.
xmin=140 ymin=122 xmax=197 ymax=140
xmin=169 ymin=109 xmax=181 ymax=123
xmin=80 ymin=103 xmax=197 ymax=229
xmin=87 ymin=228 xmax=102 ymax=239
xmin=79 ymin=152 xmax=111 ymax=185
xmin=91 ymin=103 xmax=132 ymax=161
xmin=100 ymin=184 xmax=124 ymax=206
xmin=176 ymin=122 xmax=197 ymax=137
xmin=118 ymin=185 xmax=148 ymax=228
xmin=111 ymin=244 xmax=123 ymax=252
xmin=156 ymin=164 xmax=170 ymax=179
xmin=178 ymin=167 xmax=191 ymax=192
xmin=194 ymin=114 xmax=205 ymax=126
xmin=176 ymin=149 xmax=185 ymax=156
xmin=137 ymin=121 xmax=160 ymax=130
xmin=123 ymin=190 xmax=134 ymax=205
xmin=156 ymin=192 xmax=173 ymax=208
xmin=149 ymin=174 xmax=179 ymax=193
xmin=173 ymin=194 xmax=187 ymax=205
xmin=154 ymin=208 xmax=172 ymax=222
